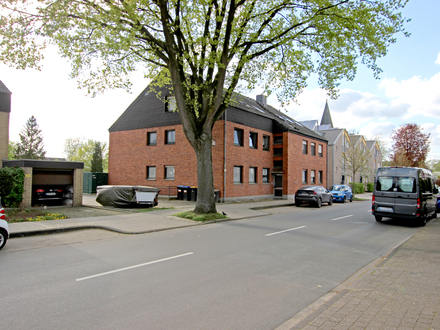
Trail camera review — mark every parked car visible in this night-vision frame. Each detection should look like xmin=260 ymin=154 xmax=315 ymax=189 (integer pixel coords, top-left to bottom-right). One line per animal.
xmin=295 ymin=186 xmax=333 ymax=208
xmin=329 ymin=184 xmax=353 ymax=203
xmin=0 ymin=205 xmax=9 ymax=250
xmin=33 ymin=186 xmax=64 ymax=205
xmin=372 ymin=166 xmax=438 ymax=226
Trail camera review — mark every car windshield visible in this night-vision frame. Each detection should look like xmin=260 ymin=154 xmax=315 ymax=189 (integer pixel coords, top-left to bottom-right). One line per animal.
xmin=330 ymin=186 xmax=344 ymax=192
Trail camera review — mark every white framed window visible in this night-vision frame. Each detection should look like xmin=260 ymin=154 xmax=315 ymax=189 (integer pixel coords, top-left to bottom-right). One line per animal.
xmin=302 ymin=140 xmax=308 ymax=154
xmin=262 ymin=168 xmax=270 ymax=183
xmin=146 ymin=166 xmax=156 ymax=180
xmin=166 ymin=96 xmax=177 ymax=112
xmin=263 ymin=135 xmax=270 ymax=151
xmin=318 ymin=144 xmax=323 ymax=157
xmin=249 ymin=167 xmax=257 ymax=184
xmin=311 ymin=170 xmax=316 ymax=184
xmin=147 ymin=131 xmax=157 ymax=146
xmin=302 ymin=169 xmax=308 ymax=184
xmin=164 ymin=166 xmax=175 ymax=180
xmin=165 ymin=130 xmax=175 ymax=144
xmin=249 ymin=132 xmax=258 ymax=149
xmin=233 ymin=166 xmax=243 ymax=183
xmin=234 ymin=128 xmax=244 ymax=146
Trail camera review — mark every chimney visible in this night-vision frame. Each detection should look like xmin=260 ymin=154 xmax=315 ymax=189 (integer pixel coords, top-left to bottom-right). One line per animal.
xmin=256 ymin=94 xmax=267 ymax=106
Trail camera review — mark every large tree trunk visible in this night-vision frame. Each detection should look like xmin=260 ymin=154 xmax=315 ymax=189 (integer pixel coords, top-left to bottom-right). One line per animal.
xmin=193 ymin=131 xmax=217 ymax=214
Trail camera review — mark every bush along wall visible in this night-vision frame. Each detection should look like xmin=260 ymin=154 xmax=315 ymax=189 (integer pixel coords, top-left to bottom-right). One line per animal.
xmin=366 ymin=182 xmax=374 ymax=192
xmin=354 ymin=183 xmax=365 ymax=194
xmin=0 ymin=167 xmax=25 ymax=207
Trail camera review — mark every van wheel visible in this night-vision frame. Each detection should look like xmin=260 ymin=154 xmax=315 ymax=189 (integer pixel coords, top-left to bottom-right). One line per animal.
xmin=375 ymin=216 xmax=382 ymax=222
xmin=419 ymin=212 xmax=427 ymax=227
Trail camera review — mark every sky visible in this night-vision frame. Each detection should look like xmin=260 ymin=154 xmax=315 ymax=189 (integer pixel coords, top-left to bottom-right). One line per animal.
xmin=1 ymin=0 xmax=439 ymax=160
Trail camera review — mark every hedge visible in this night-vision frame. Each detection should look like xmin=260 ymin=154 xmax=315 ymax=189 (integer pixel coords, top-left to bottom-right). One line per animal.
xmin=366 ymin=182 xmax=374 ymax=192
xmin=354 ymin=183 xmax=365 ymax=194
xmin=0 ymin=167 xmax=25 ymax=207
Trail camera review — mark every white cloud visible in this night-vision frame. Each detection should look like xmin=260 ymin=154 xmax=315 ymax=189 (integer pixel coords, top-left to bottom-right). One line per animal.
xmin=379 ymin=73 xmax=440 ymax=118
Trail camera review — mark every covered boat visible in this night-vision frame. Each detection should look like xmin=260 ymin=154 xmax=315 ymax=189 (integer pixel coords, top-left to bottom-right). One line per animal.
xmin=96 ymin=185 xmax=160 ymax=207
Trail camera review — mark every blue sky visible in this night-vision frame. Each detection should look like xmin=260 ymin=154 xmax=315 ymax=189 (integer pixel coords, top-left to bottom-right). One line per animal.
xmin=1 ymin=0 xmax=439 ymax=160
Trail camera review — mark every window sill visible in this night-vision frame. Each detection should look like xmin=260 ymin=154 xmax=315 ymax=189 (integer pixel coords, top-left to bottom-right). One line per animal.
xmin=233 ymin=182 xmax=243 ymax=185
xmin=146 ymin=178 xmax=156 ymax=180
xmin=164 ymin=178 xmax=175 ymax=181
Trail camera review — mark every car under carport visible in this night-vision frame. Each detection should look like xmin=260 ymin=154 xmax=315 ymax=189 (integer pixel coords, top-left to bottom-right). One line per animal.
xmin=2 ymin=159 xmax=84 ymax=207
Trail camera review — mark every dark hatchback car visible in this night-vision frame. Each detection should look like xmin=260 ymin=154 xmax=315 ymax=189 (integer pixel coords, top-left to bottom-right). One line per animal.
xmin=295 ymin=186 xmax=333 ymax=208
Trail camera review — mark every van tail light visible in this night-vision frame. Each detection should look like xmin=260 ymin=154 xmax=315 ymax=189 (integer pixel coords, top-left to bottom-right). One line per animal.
xmin=0 ymin=208 xmax=4 ymax=214
xmin=372 ymin=195 xmax=375 ymax=211
xmin=57 ymin=189 xmax=63 ymax=192
xmin=417 ymin=198 xmax=421 ymax=209
xmin=36 ymin=189 xmax=44 ymax=193
xmin=0 ymin=214 xmax=4 ymax=220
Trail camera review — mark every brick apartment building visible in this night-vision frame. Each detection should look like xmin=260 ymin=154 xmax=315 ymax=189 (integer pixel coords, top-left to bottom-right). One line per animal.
xmin=108 ymin=84 xmax=328 ymax=201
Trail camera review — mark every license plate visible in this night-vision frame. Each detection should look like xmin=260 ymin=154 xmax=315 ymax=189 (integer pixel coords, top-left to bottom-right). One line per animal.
xmin=377 ymin=206 xmax=393 ymax=212
xmin=46 ymin=192 xmax=56 ymax=196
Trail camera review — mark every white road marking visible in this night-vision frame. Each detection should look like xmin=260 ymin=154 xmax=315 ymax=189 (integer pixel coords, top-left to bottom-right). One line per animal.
xmin=76 ymin=252 xmax=194 ymax=282
xmin=266 ymin=226 xmax=306 ymax=237
xmin=330 ymin=215 xmax=353 ymax=221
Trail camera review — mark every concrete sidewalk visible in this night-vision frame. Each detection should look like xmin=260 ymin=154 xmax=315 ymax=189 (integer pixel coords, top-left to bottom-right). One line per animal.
xmin=8 ymin=194 xmax=300 ymax=237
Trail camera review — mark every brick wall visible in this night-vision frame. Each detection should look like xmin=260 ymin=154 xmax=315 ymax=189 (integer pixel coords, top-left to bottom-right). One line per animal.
xmin=109 ymin=120 xmax=327 ymax=200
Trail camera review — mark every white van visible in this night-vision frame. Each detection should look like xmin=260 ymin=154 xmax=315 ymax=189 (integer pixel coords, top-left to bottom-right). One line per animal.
xmin=372 ymin=167 xmax=438 ymax=226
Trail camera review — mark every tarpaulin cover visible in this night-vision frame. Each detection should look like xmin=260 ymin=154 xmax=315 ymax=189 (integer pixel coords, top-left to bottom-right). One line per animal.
xmin=96 ymin=185 xmax=160 ymax=207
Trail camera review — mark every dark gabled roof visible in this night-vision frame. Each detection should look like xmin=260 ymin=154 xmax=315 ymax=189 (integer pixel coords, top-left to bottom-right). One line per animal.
xmin=109 ymin=83 xmax=327 ymax=142
xmin=320 ymin=128 xmax=345 ymax=145
xmin=0 ymin=80 xmax=11 ymax=94
xmin=320 ymin=100 xmax=333 ymax=128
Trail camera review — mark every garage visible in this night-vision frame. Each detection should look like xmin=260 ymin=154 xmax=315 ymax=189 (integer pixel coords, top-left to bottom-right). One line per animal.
xmin=2 ymin=159 xmax=84 ymax=208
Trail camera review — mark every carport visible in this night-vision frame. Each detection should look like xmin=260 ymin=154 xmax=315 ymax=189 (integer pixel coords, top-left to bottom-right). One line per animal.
xmin=2 ymin=159 xmax=84 ymax=208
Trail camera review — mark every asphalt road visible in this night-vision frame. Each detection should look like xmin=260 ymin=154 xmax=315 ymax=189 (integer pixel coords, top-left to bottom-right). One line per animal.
xmin=0 ymin=201 xmax=421 ymax=329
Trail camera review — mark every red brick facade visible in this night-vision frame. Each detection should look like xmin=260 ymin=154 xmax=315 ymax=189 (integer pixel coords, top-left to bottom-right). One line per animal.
xmin=109 ymin=119 xmax=327 ymax=200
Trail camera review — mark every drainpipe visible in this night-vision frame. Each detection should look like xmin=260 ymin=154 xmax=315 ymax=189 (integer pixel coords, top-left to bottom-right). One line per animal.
xmin=223 ymin=110 xmax=227 ymax=202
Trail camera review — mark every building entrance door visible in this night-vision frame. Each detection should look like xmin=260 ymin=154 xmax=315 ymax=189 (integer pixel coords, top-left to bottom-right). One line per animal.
xmin=274 ymin=174 xmax=283 ymax=198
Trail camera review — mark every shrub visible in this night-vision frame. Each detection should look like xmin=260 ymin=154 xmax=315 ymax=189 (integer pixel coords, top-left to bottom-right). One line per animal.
xmin=366 ymin=182 xmax=374 ymax=192
xmin=354 ymin=183 xmax=365 ymax=194
xmin=0 ymin=167 xmax=25 ymax=207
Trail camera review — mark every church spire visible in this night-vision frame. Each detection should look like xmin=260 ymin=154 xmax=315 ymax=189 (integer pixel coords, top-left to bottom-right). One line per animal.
xmin=320 ymin=100 xmax=333 ymax=128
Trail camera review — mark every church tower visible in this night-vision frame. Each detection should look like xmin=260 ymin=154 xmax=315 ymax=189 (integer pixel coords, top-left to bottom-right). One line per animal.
xmin=320 ymin=100 xmax=334 ymax=129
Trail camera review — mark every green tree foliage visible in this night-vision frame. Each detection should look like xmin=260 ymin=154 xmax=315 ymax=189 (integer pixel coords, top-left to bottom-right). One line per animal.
xmin=0 ymin=0 xmax=409 ymax=213
xmin=0 ymin=167 xmax=24 ymax=207
xmin=14 ymin=116 xmax=46 ymax=159
xmin=342 ymin=135 xmax=371 ymax=197
xmin=8 ymin=141 xmax=16 ymax=160
xmin=64 ymin=137 xmax=108 ymax=172
xmin=91 ymin=142 xmax=104 ymax=173
xmin=390 ymin=123 xmax=430 ymax=168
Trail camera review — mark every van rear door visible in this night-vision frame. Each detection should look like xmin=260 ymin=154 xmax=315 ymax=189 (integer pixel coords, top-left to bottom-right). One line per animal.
xmin=393 ymin=174 xmax=418 ymax=216
xmin=374 ymin=167 xmax=397 ymax=214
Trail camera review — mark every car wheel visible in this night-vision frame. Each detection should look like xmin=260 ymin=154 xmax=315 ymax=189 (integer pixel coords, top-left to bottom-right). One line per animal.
xmin=295 ymin=201 xmax=301 ymax=207
xmin=316 ymin=198 xmax=322 ymax=208
xmin=328 ymin=198 xmax=333 ymax=206
xmin=432 ymin=211 xmax=437 ymax=219
xmin=350 ymin=196 xmax=353 ymax=202
xmin=0 ymin=229 xmax=7 ymax=250
xmin=375 ymin=216 xmax=382 ymax=222
xmin=342 ymin=196 xmax=346 ymax=203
